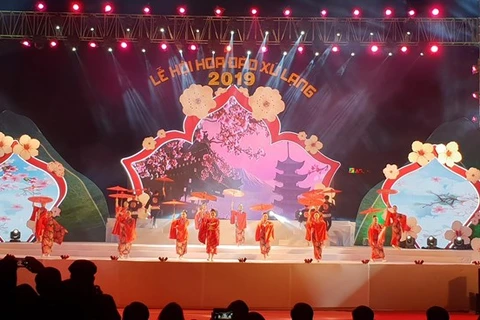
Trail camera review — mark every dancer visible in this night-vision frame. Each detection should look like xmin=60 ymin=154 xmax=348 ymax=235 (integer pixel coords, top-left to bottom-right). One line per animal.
xmin=204 ymin=209 xmax=220 ymax=261
xmin=306 ymin=212 xmax=328 ymax=262
xmin=255 ymin=213 xmax=274 ymax=259
xmin=36 ymin=207 xmax=68 ymax=257
xmin=304 ymin=207 xmax=316 ymax=246
xmin=384 ymin=205 xmax=406 ymax=248
xmin=195 ymin=204 xmax=208 ymax=243
xmin=319 ymin=195 xmax=335 ymax=231
xmin=128 ymin=196 xmax=142 ymax=221
xmin=169 ymin=210 xmax=189 ymax=259
xmin=368 ymin=215 xmax=386 ymax=261
xmin=27 ymin=202 xmax=48 ymax=241
xmin=145 ymin=188 xmax=165 ymax=228
xmin=112 ymin=202 xmax=136 ymax=258
xmin=230 ymin=203 xmax=247 ymax=246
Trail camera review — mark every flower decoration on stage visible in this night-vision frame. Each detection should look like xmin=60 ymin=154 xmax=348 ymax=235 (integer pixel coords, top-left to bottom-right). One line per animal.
xmin=47 ymin=161 xmax=65 ymax=178
xmin=408 ymin=141 xmax=435 ymax=166
xmin=157 ymin=129 xmax=167 ymax=139
xmin=0 ymin=132 xmax=14 ymax=157
xmin=12 ymin=134 xmax=40 ymax=160
xmin=51 ymin=207 xmax=61 ymax=217
xmin=414 ymin=260 xmax=424 ymax=265
xmin=179 ymin=84 xmax=216 ymax=119
xmin=142 ymin=137 xmax=156 ymax=150
xmin=470 ymin=211 xmax=480 ymax=225
xmin=238 ymin=87 xmax=249 ymax=97
xmin=466 ymin=168 xmax=480 ymax=183
xmin=383 ymin=164 xmax=400 ymax=180
xmin=444 ymin=220 xmax=472 ymax=245
xmin=110 ymin=255 xmax=119 ymax=261
xmin=400 ymin=217 xmax=422 ymax=241
xmin=297 ymin=131 xmax=307 ymax=141
xmin=248 ymin=86 xmax=286 ymax=122
xmin=214 ymin=87 xmax=228 ymax=96
xmin=361 ymin=259 xmax=370 ymax=264
xmin=435 ymin=142 xmax=462 ymax=168
xmin=60 ymin=255 xmax=69 ymax=260
xmin=304 ymin=135 xmax=323 ymax=155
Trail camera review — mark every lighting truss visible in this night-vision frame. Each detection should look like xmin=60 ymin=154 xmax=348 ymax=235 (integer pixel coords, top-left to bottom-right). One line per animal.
xmin=0 ymin=11 xmax=478 ymax=46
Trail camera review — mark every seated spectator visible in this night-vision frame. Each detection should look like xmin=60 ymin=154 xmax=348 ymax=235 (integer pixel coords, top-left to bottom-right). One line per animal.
xmin=228 ymin=300 xmax=249 ymax=320
xmin=290 ymin=302 xmax=314 ymax=320
xmin=159 ymin=302 xmax=184 ymax=320
xmin=352 ymin=305 xmax=374 ymax=320
xmin=247 ymin=312 xmax=265 ymax=320
xmin=426 ymin=306 xmax=449 ymax=320
xmin=35 ymin=267 xmax=62 ymax=301
xmin=123 ymin=301 xmax=150 ymax=320
xmin=16 ymin=283 xmax=39 ymax=319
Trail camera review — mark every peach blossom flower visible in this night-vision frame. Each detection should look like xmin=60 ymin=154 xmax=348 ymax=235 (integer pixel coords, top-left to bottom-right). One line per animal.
xmin=248 ymin=86 xmax=286 ymax=122
xmin=304 ymin=135 xmax=323 ymax=155
xmin=436 ymin=142 xmax=462 ymax=168
xmin=297 ymin=132 xmax=307 ymax=141
xmin=407 ymin=141 xmax=435 ymax=166
xmin=0 ymin=132 xmax=13 ymax=157
xmin=214 ymin=87 xmax=228 ymax=96
xmin=142 ymin=137 xmax=156 ymax=150
xmin=180 ymin=84 xmax=216 ymax=119
xmin=157 ymin=129 xmax=167 ymax=139
xmin=466 ymin=167 xmax=480 ymax=184
xmin=12 ymin=135 xmax=40 ymax=160
xmin=444 ymin=220 xmax=472 ymax=245
xmin=383 ymin=164 xmax=400 ymax=180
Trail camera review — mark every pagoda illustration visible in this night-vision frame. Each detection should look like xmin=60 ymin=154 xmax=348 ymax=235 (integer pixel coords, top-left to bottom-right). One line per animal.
xmin=273 ymin=142 xmax=309 ymax=215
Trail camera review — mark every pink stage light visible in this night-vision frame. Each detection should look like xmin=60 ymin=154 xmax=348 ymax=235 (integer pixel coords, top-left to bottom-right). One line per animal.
xmin=21 ymin=40 xmax=31 ymax=47
xmin=283 ymin=8 xmax=292 ymax=17
xmin=189 ymin=44 xmax=197 ymax=51
xmin=72 ymin=3 xmax=81 ymax=12
xmin=120 ymin=41 xmax=128 ymax=49
xmin=430 ymin=45 xmax=439 ymax=53
xmin=261 ymin=46 xmax=268 ymax=53
xmin=226 ymin=45 xmax=232 ymax=52
xmin=143 ymin=6 xmax=151 ymax=14
xmin=473 ymin=93 xmax=479 ymax=99
xmin=473 ymin=65 xmax=478 ymax=74
xmin=250 ymin=8 xmax=258 ymax=15
xmin=321 ymin=9 xmax=327 ymax=17
xmin=160 ymin=43 xmax=168 ymax=50
xmin=88 ymin=42 xmax=97 ymax=48
xmin=178 ymin=6 xmax=186 ymax=15
xmin=431 ymin=8 xmax=440 ymax=16
xmin=353 ymin=9 xmax=360 ymax=17
xmin=49 ymin=40 xmax=58 ymax=48
xmin=297 ymin=46 xmax=304 ymax=53
xmin=36 ymin=2 xmax=46 ymax=11
xmin=401 ymin=46 xmax=408 ymax=53
xmin=214 ymin=7 xmax=224 ymax=16
xmin=385 ymin=9 xmax=393 ymax=16
xmin=408 ymin=9 xmax=416 ymax=17
xmin=370 ymin=45 xmax=379 ymax=53
xmin=332 ymin=46 xmax=339 ymax=52
xmin=104 ymin=4 xmax=113 ymax=13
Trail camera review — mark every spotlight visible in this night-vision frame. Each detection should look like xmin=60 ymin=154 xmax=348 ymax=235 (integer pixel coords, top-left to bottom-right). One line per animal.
xmin=420 ymin=52 xmax=424 ymax=56
xmin=430 ymin=45 xmax=439 ymax=53
xmin=120 ymin=41 xmax=128 ymax=49
xmin=406 ymin=31 xmax=411 ymax=36
xmin=108 ymin=47 xmax=113 ymax=52
xmin=214 ymin=7 xmax=224 ymax=16
xmin=422 ymin=236 xmax=439 ymax=249
xmin=126 ymin=28 xmax=131 ymax=32
xmin=160 ymin=43 xmax=168 ymax=51
xmin=89 ymin=42 xmax=97 ymax=48
xmin=72 ymin=47 xmax=77 ymax=52
xmin=283 ymin=8 xmax=292 ymax=17
xmin=247 ymin=50 xmax=252 ymax=55
xmin=21 ymin=40 xmax=31 ymax=47
xmin=104 ymin=4 xmax=113 ymax=13
xmin=385 ymin=8 xmax=393 ymax=17
xmin=36 ymin=2 xmax=46 ymax=11
xmin=72 ymin=3 xmax=81 ymax=12
xmin=178 ymin=6 xmax=186 ymax=15
xmin=297 ymin=46 xmax=304 ymax=53
xmin=283 ymin=51 xmax=287 ymax=56
xmin=405 ymin=235 xmax=416 ymax=249
xmin=315 ymin=52 xmax=319 ymax=56
xmin=370 ymin=45 xmax=379 ymax=53
xmin=350 ymin=52 xmax=355 ymax=56
xmin=260 ymin=46 xmax=267 ymax=53
xmin=320 ymin=9 xmax=327 ymax=17
xmin=49 ymin=40 xmax=58 ymax=48
xmin=453 ymin=236 xmax=465 ymax=249
xmin=179 ymin=49 xmax=183 ymax=54
xmin=56 ymin=25 xmax=61 ymax=30
xmin=230 ymin=30 xmax=235 ymax=35
xmin=388 ymin=52 xmax=393 ymax=56
xmin=353 ymin=9 xmax=360 ymax=17
xmin=265 ymin=31 xmax=269 ymax=35
xmin=141 ymin=48 xmax=146 ymax=53
xmin=332 ymin=46 xmax=339 ymax=52
xmin=90 ymin=27 xmax=95 ymax=32
xmin=189 ymin=44 xmax=197 ymax=51
xmin=472 ymin=65 xmax=479 ymax=75
xmin=401 ymin=46 xmax=408 ymax=53
xmin=160 ymin=28 xmax=165 ymax=33
xmin=225 ymin=45 xmax=232 ymax=52
xmin=10 ymin=229 xmax=21 ymax=242
xmin=300 ymin=31 xmax=305 ymax=35
xmin=143 ymin=6 xmax=151 ymax=14
xmin=408 ymin=9 xmax=416 ymax=17
xmin=431 ymin=8 xmax=440 ymax=16
xmin=211 ymin=50 xmax=215 ymax=55
xmin=250 ymin=8 xmax=258 ymax=16
xmin=473 ymin=92 xmax=479 ymax=99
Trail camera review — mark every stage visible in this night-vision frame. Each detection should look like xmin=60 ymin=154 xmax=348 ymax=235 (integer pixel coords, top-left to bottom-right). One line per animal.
xmin=2 ymin=241 xmax=479 ymax=312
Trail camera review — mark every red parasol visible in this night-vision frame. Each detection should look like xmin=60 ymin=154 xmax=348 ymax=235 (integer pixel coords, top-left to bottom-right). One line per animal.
xmin=298 ymin=197 xmax=324 ymax=207
xmin=376 ymin=189 xmax=399 ymax=195
xmin=250 ymin=204 xmax=274 ymax=212
xmin=223 ymin=189 xmax=245 ymax=198
xmin=360 ymin=207 xmax=383 ymax=215
xmin=156 ymin=176 xmax=174 ymax=183
xmin=191 ymin=192 xmax=217 ymax=202
xmin=108 ymin=194 xmax=134 ymax=199
xmin=28 ymin=196 xmax=53 ymax=204
xmin=107 ymin=186 xmax=130 ymax=192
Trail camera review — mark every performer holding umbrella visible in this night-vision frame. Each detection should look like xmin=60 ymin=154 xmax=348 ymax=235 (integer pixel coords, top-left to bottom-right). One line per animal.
xmin=251 ymin=204 xmax=275 ymax=259
xmin=110 ymin=193 xmax=136 ymax=259
xmin=224 ymin=189 xmax=247 ymax=246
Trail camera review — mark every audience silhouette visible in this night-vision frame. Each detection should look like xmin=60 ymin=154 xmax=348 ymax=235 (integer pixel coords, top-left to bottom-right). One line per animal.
xmin=290 ymin=302 xmax=314 ymax=320
xmin=352 ymin=305 xmax=374 ymax=320
xmin=123 ymin=301 xmax=150 ymax=320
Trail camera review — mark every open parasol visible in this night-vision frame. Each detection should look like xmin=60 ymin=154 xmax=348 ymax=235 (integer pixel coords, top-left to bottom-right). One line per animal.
xmin=191 ymin=192 xmax=217 ymax=202
xmin=108 ymin=194 xmax=134 ymax=199
xmin=28 ymin=196 xmax=53 ymax=204
xmin=156 ymin=176 xmax=174 ymax=183
xmin=162 ymin=199 xmax=187 ymax=215
xmin=223 ymin=189 xmax=245 ymax=198
xmin=376 ymin=189 xmax=399 ymax=195
xmin=298 ymin=197 xmax=324 ymax=207
xmin=302 ymin=189 xmax=325 ymax=198
xmin=250 ymin=204 xmax=274 ymax=212
xmin=107 ymin=186 xmax=130 ymax=192
xmin=360 ymin=207 xmax=383 ymax=215
xmin=320 ymin=188 xmax=342 ymax=194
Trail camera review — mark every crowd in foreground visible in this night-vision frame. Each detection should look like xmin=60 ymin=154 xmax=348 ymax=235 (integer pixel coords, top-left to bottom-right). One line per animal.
xmin=0 ymin=255 xmax=466 ymax=320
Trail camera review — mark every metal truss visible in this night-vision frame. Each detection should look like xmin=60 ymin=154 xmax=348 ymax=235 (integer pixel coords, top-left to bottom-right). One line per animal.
xmin=0 ymin=11 xmax=478 ymax=46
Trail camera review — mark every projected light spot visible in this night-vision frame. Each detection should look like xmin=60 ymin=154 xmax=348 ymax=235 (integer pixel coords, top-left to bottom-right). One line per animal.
xmin=388 ymin=52 xmax=393 ymax=56
xmin=214 ymin=7 xmax=224 ymax=16
xmin=320 ymin=9 xmax=327 ymax=17
xmin=211 ymin=50 xmax=215 ymax=55
xmin=247 ymin=50 xmax=252 ymax=55
xmin=104 ymin=4 xmax=113 ymax=13
xmin=108 ymin=48 xmax=113 ymax=52
xmin=141 ymin=48 xmax=146 ymax=53
xmin=283 ymin=51 xmax=287 ymax=56
xmin=473 ymin=93 xmax=479 ymax=99
xmin=350 ymin=52 xmax=355 ymax=56
xmin=315 ymin=52 xmax=319 ymax=56
xmin=226 ymin=45 xmax=232 ymax=52
xmin=159 ymin=43 xmax=167 ymax=51
xmin=297 ymin=46 xmax=304 ymax=53
xmin=430 ymin=45 xmax=439 ymax=53
xmin=371 ymin=45 xmax=379 ymax=53
xmin=72 ymin=47 xmax=77 ymax=52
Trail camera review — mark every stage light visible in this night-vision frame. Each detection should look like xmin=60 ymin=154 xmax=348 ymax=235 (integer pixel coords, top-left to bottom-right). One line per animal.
xmin=332 ymin=46 xmax=339 ymax=52
xmin=315 ymin=52 xmax=319 ymax=56
xmin=21 ymin=40 xmax=31 ymax=47
xmin=36 ymin=2 xmax=46 ymax=11
xmin=10 ymin=229 xmax=21 ymax=242
xmin=405 ymin=235 xmax=416 ymax=249
xmin=120 ymin=41 xmax=128 ymax=49
xmin=250 ymin=8 xmax=258 ymax=16
xmin=72 ymin=47 xmax=77 ymax=52
xmin=370 ymin=45 xmax=379 ymax=53
xmin=189 ymin=44 xmax=197 ymax=51
xmin=211 ymin=50 xmax=215 ymax=55
xmin=388 ymin=52 xmax=393 ymax=56
xmin=49 ymin=40 xmax=58 ymax=48
xmin=401 ymin=46 xmax=408 ymax=53
xmin=350 ymin=52 xmax=355 ymax=56
xmin=431 ymin=8 xmax=440 ymax=16
xmin=195 ymin=29 xmax=200 ymax=33
xmin=473 ymin=92 xmax=479 ymax=99
xmin=408 ymin=9 xmax=416 ymax=17
xmin=300 ymin=31 xmax=305 ymax=35
xmin=353 ymin=9 xmax=360 ymax=17
xmin=214 ymin=7 xmax=224 ymax=16
xmin=283 ymin=8 xmax=292 ymax=17
xmin=179 ymin=49 xmax=183 ymax=54
xmin=104 ymin=4 xmax=113 ymax=13
xmin=473 ymin=65 xmax=479 ymax=74
xmin=453 ymin=236 xmax=465 ymax=249
xmin=108 ymin=47 xmax=113 ymax=52
xmin=160 ymin=28 xmax=165 ymax=33
xmin=141 ymin=48 xmax=146 ymax=53
xmin=72 ymin=3 xmax=81 ymax=12
xmin=160 ymin=43 xmax=168 ymax=50
xmin=260 ymin=46 xmax=267 ymax=53
xmin=406 ymin=31 xmax=411 ymax=36
xmin=230 ymin=30 xmax=235 ymax=35
xmin=56 ymin=25 xmax=61 ymax=30
xmin=320 ymin=9 xmax=327 ymax=17
xmin=297 ymin=46 xmax=304 ymax=53
xmin=370 ymin=32 xmax=374 ymax=36
xmin=178 ymin=6 xmax=186 ymax=15
xmin=90 ymin=27 xmax=95 ymax=32
xmin=430 ymin=45 xmax=439 ymax=53
xmin=265 ymin=31 xmax=269 ymax=35
xmin=143 ymin=6 xmax=151 ymax=14
xmin=247 ymin=50 xmax=252 ymax=55
xmin=423 ymin=236 xmax=439 ymax=249
xmin=336 ymin=33 xmax=341 ymax=37
xmin=385 ymin=8 xmax=393 ymax=16
xmin=89 ymin=42 xmax=97 ymax=48
xmin=420 ymin=52 xmax=424 ymax=56
xmin=225 ymin=45 xmax=232 ymax=52
xmin=283 ymin=51 xmax=287 ymax=56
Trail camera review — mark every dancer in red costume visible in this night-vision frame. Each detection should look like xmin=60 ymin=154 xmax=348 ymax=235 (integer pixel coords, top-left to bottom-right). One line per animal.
xmin=230 ymin=203 xmax=247 ymax=246
xmin=27 ymin=202 xmax=48 ymax=241
xmin=306 ymin=212 xmax=328 ymax=261
xmin=170 ymin=210 xmax=189 ymax=259
xmin=202 ymin=209 xmax=220 ymax=261
xmin=304 ymin=207 xmax=316 ymax=246
xmin=255 ymin=213 xmax=274 ymax=259
xmin=112 ymin=201 xmax=136 ymax=258
xmin=384 ymin=205 xmax=406 ymax=248
xmin=36 ymin=206 xmax=68 ymax=257
xmin=368 ymin=215 xmax=386 ymax=261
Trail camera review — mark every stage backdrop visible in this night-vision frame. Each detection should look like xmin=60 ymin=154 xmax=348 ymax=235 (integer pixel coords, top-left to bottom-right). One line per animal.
xmin=122 ymin=53 xmax=341 ymax=219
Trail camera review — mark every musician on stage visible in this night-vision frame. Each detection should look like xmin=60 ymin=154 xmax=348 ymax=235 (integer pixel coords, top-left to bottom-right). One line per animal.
xmin=368 ymin=215 xmax=386 ymax=261
xmin=202 ymin=209 xmax=220 ymax=262
xmin=230 ymin=203 xmax=247 ymax=246
xmin=384 ymin=205 xmax=406 ymax=248
xmin=169 ymin=210 xmax=189 ymax=259
xmin=255 ymin=213 xmax=275 ymax=259
xmin=306 ymin=211 xmax=328 ymax=262
xmin=319 ymin=195 xmax=335 ymax=231
xmin=145 ymin=188 xmax=165 ymax=228
xmin=112 ymin=201 xmax=136 ymax=259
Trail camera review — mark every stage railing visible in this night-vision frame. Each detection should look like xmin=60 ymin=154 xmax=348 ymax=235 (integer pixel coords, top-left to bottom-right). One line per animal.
xmin=0 ymin=11 xmax=478 ymax=46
